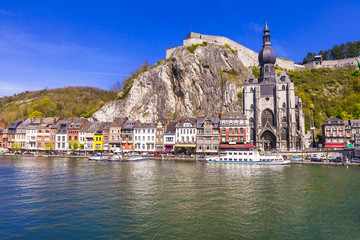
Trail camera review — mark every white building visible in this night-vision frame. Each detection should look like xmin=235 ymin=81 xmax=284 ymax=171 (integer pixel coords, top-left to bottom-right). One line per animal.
xmin=134 ymin=123 xmax=156 ymax=152
xmin=175 ymin=118 xmax=197 ymax=153
xmin=55 ymin=119 xmax=70 ymax=151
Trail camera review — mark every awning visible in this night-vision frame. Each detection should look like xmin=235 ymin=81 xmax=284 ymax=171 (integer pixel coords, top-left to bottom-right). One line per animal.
xmin=219 ymin=144 xmax=256 ymax=149
xmin=346 ymin=144 xmax=355 ymax=148
xmin=175 ymin=144 xmax=196 ymax=147
xmin=325 ymin=143 xmax=345 ymax=147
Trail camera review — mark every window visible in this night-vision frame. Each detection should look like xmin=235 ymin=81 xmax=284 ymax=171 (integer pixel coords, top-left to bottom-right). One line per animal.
xmin=250 ymin=104 xmax=253 ymax=110
xmin=283 ymin=102 xmax=286 ymax=108
xmin=282 ymin=116 xmax=287 ymax=122
xmin=281 ymin=128 xmax=287 ymax=140
xmin=250 ymin=88 xmax=254 ymax=93
xmin=265 ymin=66 xmax=269 ymax=72
xmin=282 ymin=85 xmax=286 ymax=90
xmin=262 ymin=109 xmax=274 ymax=126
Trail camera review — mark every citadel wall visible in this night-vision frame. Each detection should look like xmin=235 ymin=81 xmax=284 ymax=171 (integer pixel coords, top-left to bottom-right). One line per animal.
xmin=166 ymin=32 xmax=356 ymax=71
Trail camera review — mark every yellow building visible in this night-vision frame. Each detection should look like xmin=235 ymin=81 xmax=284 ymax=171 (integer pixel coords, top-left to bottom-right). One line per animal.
xmin=94 ymin=133 xmax=103 ymax=151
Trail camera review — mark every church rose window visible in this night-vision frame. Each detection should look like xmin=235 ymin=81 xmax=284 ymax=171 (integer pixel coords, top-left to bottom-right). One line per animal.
xmin=262 ymin=109 xmax=274 ymax=126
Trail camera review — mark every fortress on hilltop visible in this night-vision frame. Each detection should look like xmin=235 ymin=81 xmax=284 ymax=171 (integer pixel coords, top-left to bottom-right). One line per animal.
xmin=166 ymin=32 xmax=358 ymax=71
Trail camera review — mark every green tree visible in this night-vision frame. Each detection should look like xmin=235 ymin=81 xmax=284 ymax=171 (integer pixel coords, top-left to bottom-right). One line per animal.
xmin=11 ymin=141 xmax=23 ymax=152
xmin=44 ymin=141 xmax=55 ymax=153
xmin=68 ymin=139 xmax=83 ymax=154
xmin=28 ymin=110 xmax=43 ymax=118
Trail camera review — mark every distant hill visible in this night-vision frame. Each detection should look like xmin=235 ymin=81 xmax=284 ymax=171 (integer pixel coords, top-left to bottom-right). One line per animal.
xmin=0 ymin=87 xmax=117 ymax=123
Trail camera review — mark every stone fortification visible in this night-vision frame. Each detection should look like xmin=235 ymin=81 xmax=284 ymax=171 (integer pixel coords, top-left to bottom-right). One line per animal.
xmin=303 ymin=58 xmax=358 ymax=70
xmin=166 ymin=32 xmax=303 ymax=70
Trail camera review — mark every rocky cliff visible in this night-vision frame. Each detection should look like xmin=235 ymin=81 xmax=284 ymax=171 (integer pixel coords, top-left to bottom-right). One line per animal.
xmin=92 ymin=43 xmax=250 ymax=122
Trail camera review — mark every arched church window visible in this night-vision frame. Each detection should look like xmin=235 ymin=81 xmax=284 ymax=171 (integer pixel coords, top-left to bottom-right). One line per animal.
xmin=282 ymin=102 xmax=286 ymax=108
xmin=251 ymin=128 xmax=255 ymax=141
xmin=250 ymin=104 xmax=254 ymax=110
xmin=282 ymin=116 xmax=287 ymax=122
xmin=249 ymin=117 xmax=254 ymax=124
xmin=250 ymin=88 xmax=253 ymax=93
xmin=282 ymin=85 xmax=286 ymax=90
xmin=261 ymin=109 xmax=274 ymax=126
xmin=281 ymin=128 xmax=287 ymax=140
xmin=265 ymin=66 xmax=269 ymax=72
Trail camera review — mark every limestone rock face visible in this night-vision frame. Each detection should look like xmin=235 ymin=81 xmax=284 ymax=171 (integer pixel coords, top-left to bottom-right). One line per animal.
xmin=92 ymin=43 xmax=250 ymax=122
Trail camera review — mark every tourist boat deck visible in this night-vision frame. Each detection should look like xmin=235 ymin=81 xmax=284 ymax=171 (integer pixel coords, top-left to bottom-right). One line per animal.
xmin=206 ymin=150 xmax=289 ymax=164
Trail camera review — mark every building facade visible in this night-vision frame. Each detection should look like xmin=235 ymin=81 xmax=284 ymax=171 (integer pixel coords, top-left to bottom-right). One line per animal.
xmin=196 ymin=116 xmax=220 ymax=154
xmin=242 ymin=22 xmax=305 ymax=151
xmin=322 ymin=117 xmax=345 ymax=148
xmin=134 ymin=123 xmax=156 ymax=152
xmin=175 ymin=118 xmax=197 ymax=154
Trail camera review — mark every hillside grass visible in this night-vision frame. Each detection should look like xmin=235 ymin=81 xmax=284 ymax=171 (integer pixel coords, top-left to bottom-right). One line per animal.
xmin=0 ymin=87 xmax=117 ymax=123
xmin=285 ymin=67 xmax=360 ymax=131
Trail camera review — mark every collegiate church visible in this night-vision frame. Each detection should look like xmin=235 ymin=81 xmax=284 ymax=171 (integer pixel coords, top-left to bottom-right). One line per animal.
xmin=242 ymin=22 xmax=305 ymax=151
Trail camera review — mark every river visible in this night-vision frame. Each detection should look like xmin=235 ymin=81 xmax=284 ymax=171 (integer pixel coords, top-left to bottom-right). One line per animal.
xmin=0 ymin=156 xmax=359 ymax=239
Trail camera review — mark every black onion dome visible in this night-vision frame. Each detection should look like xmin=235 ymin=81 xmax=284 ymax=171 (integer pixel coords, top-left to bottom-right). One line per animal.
xmin=258 ymin=45 xmax=276 ymax=65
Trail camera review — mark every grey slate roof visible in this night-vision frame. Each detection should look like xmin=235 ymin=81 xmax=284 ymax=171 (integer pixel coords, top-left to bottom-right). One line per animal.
xmin=197 ymin=116 xmax=220 ymax=128
xmin=324 ymin=117 xmax=344 ymax=125
xmin=165 ymin=121 xmax=177 ymax=134
xmin=111 ymin=117 xmax=128 ymax=127
xmin=122 ymin=120 xmax=138 ymax=129
xmin=80 ymin=122 xmax=99 ymax=133
xmin=221 ymin=112 xmax=246 ymax=120
xmin=135 ymin=123 xmax=156 ymax=129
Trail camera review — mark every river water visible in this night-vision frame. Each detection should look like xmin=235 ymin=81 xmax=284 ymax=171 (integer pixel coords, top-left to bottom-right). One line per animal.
xmin=0 ymin=156 xmax=359 ymax=239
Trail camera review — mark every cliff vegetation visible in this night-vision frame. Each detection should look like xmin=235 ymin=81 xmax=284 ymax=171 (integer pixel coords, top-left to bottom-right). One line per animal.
xmin=0 ymin=87 xmax=117 ymax=123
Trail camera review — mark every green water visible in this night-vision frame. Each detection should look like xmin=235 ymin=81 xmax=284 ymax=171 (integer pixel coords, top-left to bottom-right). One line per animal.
xmin=0 ymin=157 xmax=359 ymax=239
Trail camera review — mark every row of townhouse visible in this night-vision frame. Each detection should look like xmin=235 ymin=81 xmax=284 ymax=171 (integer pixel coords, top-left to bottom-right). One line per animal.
xmin=322 ymin=117 xmax=360 ymax=148
xmin=0 ymin=112 xmax=251 ymax=154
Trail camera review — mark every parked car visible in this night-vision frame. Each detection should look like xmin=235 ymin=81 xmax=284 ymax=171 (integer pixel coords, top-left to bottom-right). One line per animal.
xmin=330 ymin=158 xmax=342 ymax=163
xmin=311 ymin=157 xmax=322 ymax=162
xmin=351 ymin=158 xmax=360 ymax=163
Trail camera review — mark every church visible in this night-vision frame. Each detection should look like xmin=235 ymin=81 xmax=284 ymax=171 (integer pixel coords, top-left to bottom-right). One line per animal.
xmin=242 ymin=22 xmax=305 ymax=151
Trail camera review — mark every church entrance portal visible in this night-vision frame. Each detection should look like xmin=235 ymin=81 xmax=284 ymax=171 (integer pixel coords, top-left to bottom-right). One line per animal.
xmin=260 ymin=130 xmax=276 ymax=151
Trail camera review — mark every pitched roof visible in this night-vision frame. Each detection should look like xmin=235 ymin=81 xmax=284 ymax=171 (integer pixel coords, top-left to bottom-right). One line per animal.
xmin=165 ymin=121 xmax=177 ymax=133
xmin=221 ymin=112 xmax=246 ymax=120
xmin=111 ymin=117 xmax=128 ymax=127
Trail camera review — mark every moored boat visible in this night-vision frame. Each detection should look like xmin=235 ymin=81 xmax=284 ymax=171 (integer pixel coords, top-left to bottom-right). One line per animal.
xmin=206 ymin=150 xmax=290 ymax=165
xmin=88 ymin=155 xmax=108 ymax=161
xmin=123 ymin=155 xmax=149 ymax=162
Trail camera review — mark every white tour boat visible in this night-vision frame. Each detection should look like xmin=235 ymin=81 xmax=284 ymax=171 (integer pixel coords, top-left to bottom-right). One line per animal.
xmin=206 ymin=150 xmax=290 ymax=165
xmin=88 ymin=155 xmax=108 ymax=161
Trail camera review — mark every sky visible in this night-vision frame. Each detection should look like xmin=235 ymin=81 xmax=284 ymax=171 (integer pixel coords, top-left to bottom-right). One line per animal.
xmin=0 ymin=0 xmax=359 ymax=97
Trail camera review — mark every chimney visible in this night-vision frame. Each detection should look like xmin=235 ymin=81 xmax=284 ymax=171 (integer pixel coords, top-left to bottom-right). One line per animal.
xmin=181 ymin=117 xmax=184 ymax=124
xmin=219 ymin=112 xmax=223 ymax=119
xmin=70 ymin=118 xmax=73 ymax=124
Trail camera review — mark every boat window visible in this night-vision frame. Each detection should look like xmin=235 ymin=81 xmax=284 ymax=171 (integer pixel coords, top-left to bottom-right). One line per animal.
xmin=244 ymin=153 xmax=247 ymax=155
xmin=229 ymin=158 xmax=232 ymax=161
xmin=239 ymin=152 xmax=242 ymax=155
xmin=233 ymin=152 xmax=237 ymax=155
xmin=249 ymin=153 xmax=252 ymax=155
xmin=229 ymin=152 xmax=233 ymax=155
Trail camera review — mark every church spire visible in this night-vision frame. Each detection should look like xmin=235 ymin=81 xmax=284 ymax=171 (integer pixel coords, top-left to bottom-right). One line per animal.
xmin=263 ymin=20 xmax=271 ymax=47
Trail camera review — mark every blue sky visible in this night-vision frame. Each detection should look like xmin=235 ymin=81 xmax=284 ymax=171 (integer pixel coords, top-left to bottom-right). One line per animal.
xmin=0 ymin=0 xmax=359 ymax=97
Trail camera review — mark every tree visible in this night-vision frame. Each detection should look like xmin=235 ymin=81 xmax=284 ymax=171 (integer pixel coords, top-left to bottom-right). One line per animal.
xmin=11 ymin=141 xmax=23 ymax=152
xmin=44 ymin=141 xmax=55 ymax=153
xmin=68 ymin=139 xmax=83 ymax=154
xmin=28 ymin=110 xmax=43 ymax=118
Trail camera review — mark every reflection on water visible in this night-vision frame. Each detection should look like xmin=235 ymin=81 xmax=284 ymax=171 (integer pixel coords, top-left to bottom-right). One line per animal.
xmin=0 ymin=157 xmax=359 ymax=239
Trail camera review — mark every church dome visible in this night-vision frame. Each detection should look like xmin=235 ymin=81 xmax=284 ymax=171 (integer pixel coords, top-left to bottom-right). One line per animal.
xmin=258 ymin=45 xmax=276 ymax=65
